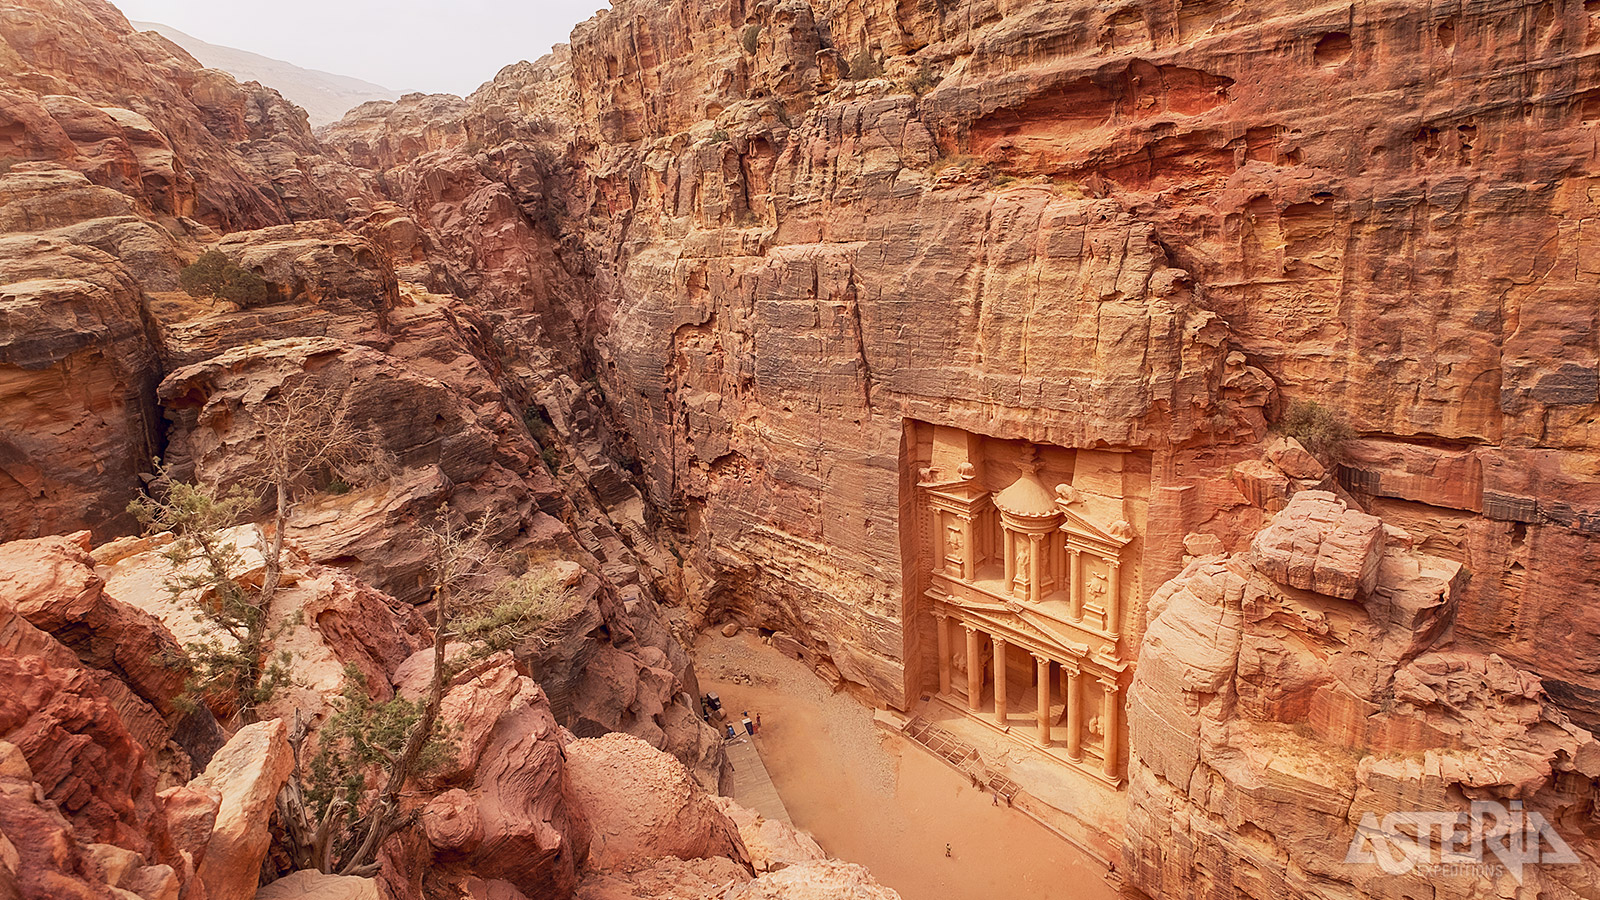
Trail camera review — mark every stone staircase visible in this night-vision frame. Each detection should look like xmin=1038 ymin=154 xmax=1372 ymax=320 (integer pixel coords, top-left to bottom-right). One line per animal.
xmin=903 ymin=716 xmax=1022 ymax=804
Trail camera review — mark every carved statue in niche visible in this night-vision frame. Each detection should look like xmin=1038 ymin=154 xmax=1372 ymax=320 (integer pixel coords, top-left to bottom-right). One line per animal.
xmin=945 ymin=524 xmax=964 ymax=576
xmin=1089 ymin=715 xmax=1103 ymax=737
xmin=1089 ymin=569 xmax=1108 ymax=599
xmin=1013 ymin=541 xmax=1030 ymax=592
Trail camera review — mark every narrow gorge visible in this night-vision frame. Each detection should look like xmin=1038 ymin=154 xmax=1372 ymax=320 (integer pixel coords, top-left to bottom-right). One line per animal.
xmin=1 ymin=1 xmax=1597 ymax=898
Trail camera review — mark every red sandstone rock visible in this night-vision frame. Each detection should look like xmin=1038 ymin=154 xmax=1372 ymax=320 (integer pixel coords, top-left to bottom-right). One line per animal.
xmin=188 ymin=718 xmax=294 ymax=900
xmin=0 ymin=0 xmax=372 ymax=229
xmin=1250 ymin=491 xmax=1384 ymax=600
xmin=382 ymin=658 xmax=589 ymax=900
xmin=0 ymin=533 xmax=188 ymax=729
xmin=0 ymin=230 xmax=160 ymax=542
xmin=710 ymin=796 xmax=825 ymax=874
xmin=575 ymin=856 xmax=753 ymax=900
xmin=0 ymin=650 xmax=173 ymax=865
xmin=723 ymin=860 xmax=901 ymax=900
xmin=420 ymin=789 xmax=483 ymax=853
xmin=157 ymin=784 xmax=219 ymax=866
xmin=1127 ymin=500 xmax=1600 ymax=900
xmin=255 ymin=870 xmax=378 ymax=900
xmin=563 ymin=732 xmax=747 ymax=873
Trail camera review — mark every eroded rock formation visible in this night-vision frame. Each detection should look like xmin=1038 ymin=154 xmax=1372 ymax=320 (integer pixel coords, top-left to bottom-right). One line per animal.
xmin=1126 ymin=490 xmax=1600 ymax=898
xmin=2 ymin=0 xmax=1599 ymax=897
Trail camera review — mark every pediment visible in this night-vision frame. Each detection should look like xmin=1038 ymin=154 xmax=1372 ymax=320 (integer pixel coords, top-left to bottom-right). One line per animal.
xmin=1059 ymin=505 xmax=1134 ymax=549
xmin=959 ymin=601 xmax=1092 ymax=660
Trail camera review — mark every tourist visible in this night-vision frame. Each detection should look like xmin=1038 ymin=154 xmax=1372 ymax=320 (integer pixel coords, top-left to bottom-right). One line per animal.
xmin=725 ymin=723 xmax=737 ymax=740
xmin=754 ymin=713 xmax=761 ymax=733
xmin=742 ymin=711 xmax=754 ymax=735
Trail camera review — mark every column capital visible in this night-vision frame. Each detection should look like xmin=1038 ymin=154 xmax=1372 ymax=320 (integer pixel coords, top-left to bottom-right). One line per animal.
xmin=992 ymin=635 xmax=1008 ymax=648
xmin=1030 ymin=652 xmax=1051 ymax=666
xmin=1097 ymin=674 xmax=1122 ymax=693
xmin=963 ymin=623 xmax=979 ymax=636
xmin=1059 ymin=659 xmax=1080 ymax=676
xmin=932 ymin=609 xmax=949 ymax=622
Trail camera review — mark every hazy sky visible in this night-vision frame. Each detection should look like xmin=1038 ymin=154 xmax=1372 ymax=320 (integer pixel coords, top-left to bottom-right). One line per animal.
xmin=110 ymin=0 xmax=609 ymax=96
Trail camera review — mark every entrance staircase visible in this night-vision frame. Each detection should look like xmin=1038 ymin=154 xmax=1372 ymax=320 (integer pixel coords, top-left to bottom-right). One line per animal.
xmin=903 ymin=716 xmax=1022 ymax=804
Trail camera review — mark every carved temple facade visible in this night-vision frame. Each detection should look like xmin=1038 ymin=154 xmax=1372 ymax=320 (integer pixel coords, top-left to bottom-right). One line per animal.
xmin=903 ymin=422 xmax=1150 ymax=787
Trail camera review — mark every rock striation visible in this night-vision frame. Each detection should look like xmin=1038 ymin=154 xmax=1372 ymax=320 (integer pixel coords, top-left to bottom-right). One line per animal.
xmin=1125 ymin=492 xmax=1600 ymax=899
xmin=2 ymin=1 xmax=1600 ymax=899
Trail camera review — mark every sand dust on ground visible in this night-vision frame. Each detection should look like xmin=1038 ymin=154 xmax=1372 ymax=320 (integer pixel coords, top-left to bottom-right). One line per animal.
xmin=696 ymin=632 xmax=1118 ymax=900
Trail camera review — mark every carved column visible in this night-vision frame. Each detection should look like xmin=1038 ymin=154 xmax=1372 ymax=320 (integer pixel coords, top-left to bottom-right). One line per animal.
xmin=1027 ymin=533 xmax=1044 ymax=604
xmin=1003 ymin=530 xmax=1016 ymax=589
xmin=935 ymin=613 xmax=951 ymax=696
xmin=1099 ymin=675 xmax=1121 ymax=779
xmin=1034 ymin=655 xmax=1052 ymax=747
xmin=1107 ymin=560 xmax=1122 ymax=638
xmin=960 ymin=515 xmax=975 ymax=581
xmin=1064 ymin=662 xmax=1083 ymax=761
xmin=1068 ymin=548 xmax=1082 ymax=619
xmin=992 ymin=637 xmax=1009 ymax=728
xmin=965 ymin=625 xmax=982 ymax=713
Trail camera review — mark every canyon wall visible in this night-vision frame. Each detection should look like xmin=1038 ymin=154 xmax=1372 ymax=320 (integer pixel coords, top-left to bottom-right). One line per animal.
xmin=1 ymin=0 xmax=1598 ymax=896
xmin=388 ymin=0 xmax=1600 ymax=732
xmin=323 ymin=2 xmax=1600 ymax=894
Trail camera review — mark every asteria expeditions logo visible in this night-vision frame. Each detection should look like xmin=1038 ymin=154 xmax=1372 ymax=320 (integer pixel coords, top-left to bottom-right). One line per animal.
xmin=1345 ymin=800 xmax=1581 ymax=882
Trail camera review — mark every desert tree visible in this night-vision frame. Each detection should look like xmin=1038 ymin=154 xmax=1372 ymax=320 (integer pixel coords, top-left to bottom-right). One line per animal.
xmin=277 ymin=512 xmax=574 ymax=876
xmin=243 ymin=376 xmax=392 ymax=611
xmin=129 ymin=466 xmax=292 ymax=723
xmin=130 ymin=376 xmax=389 ymax=724
xmin=180 ymin=250 xmax=271 ymax=307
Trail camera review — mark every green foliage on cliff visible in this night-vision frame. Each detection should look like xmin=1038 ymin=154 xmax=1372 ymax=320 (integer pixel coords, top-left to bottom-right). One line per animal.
xmin=180 ymin=250 xmax=270 ymax=307
xmin=304 ymin=667 xmax=455 ymax=824
xmin=845 ymin=48 xmax=884 ymax=80
xmin=454 ymin=568 xmax=575 ymax=655
xmin=128 ymin=469 xmax=293 ymax=723
xmin=1276 ymin=400 xmax=1355 ymax=462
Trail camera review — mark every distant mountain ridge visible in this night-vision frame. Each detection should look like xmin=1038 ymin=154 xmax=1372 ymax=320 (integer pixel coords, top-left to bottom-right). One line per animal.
xmin=133 ymin=20 xmax=401 ymax=126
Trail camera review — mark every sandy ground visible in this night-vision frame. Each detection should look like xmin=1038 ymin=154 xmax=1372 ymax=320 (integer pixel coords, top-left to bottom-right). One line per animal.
xmin=696 ymin=632 xmax=1118 ymax=900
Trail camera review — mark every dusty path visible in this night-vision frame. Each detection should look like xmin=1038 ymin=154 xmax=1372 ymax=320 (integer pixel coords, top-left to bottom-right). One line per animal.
xmin=697 ymin=632 xmax=1117 ymax=900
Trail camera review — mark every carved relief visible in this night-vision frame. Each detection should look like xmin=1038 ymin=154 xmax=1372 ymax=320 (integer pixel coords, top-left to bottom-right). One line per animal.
xmin=911 ymin=424 xmax=1140 ymax=786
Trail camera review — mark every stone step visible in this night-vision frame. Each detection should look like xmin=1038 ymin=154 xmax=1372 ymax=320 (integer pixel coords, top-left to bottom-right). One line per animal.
xmin=902 ymin=716 xmax=1019 ymax=804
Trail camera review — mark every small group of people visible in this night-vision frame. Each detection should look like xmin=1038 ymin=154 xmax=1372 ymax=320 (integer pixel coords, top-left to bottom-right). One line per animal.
xmin=722 ymin=710 xmax=761 ymax=740
xmin=702 ymin=691 xmax=763 ymax=740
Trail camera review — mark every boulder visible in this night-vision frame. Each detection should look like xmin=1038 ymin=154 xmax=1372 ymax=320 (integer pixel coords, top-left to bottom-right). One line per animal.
xmin=382 ymin=660 xmax=588 ymax=900
xmin=1 ymin=533 xmax=188 ymax=725
xmin=189 ymin=718 xmax=295 ymax=900
xmin=710 ymin=797 xmax=825 ymax=874
xmin=563 ymin=733 xmax=746 ymax=872
xmin=574 ymin=856 xmax=752 ymax=900
xmin=158 ymin=784 xmax=220 ymax=864
xmin=1250 ymin=491 xmax=1383 ymax=599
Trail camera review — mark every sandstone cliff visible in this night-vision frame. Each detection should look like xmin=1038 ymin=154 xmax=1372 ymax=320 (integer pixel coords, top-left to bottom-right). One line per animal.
xmin=3 ymin=0 xmax=1600 ymax=898
xmin=318 ymin=0 xmax=1600 ymax=744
